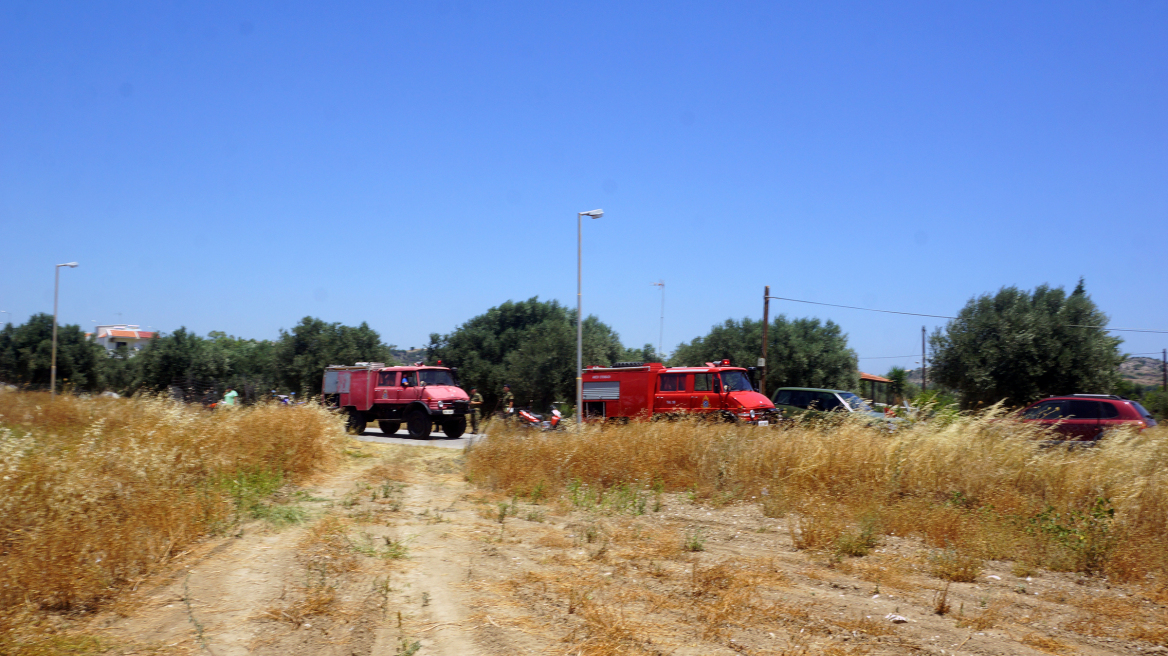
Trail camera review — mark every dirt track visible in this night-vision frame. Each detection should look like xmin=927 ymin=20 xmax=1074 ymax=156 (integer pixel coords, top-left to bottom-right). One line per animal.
xmin=92 ymin=440 xmax=1168 ymax=655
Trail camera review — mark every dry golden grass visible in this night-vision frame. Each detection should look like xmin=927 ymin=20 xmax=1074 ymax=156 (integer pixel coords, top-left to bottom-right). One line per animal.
xmin=1021 ymin=632 xmax=1074 ymax=655
xmin=468 ymin=414 xmax=1168 ymax=582
xmin=0 ymin=390 xmax=345 ymax=651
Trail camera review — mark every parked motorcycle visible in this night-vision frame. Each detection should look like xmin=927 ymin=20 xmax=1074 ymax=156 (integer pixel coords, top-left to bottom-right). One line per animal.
xmin=515 ymin=406 xmax=563 ymax=431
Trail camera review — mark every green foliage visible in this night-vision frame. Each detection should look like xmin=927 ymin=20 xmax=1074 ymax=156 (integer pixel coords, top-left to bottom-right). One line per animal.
xmin=1027 ymin=498 xmax=1116 ymax=574
xmin=0 ymin=314 xmax=395 ymax=401
xmin=273 ymin=317 xmax=396 ymax=396
xmin=670 ymin=315 xmax=858 ymax=392
xmin=0 ymin=313 xmax=106 ymax=391
xmin=1140 ymin=388 xmax=1168 ymax=421
xmin=125 ymin=327 xmax=285 ymax=398
xmin=929 ymin=280 xmax=1123 ymax=408
xmin=884 ymin=366 xmax=921 ymax=401
xmin=426 ymin=297 xmax=625 ymax=412
xmin=683 ymin=528 xmax=707 ymax=552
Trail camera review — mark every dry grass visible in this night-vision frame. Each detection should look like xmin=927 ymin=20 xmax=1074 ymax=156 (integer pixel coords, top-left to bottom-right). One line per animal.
xmin=0 ymin=390 xmax=345 ymax=651
xmin=467 ymin=413 xmax=1168 ymax=582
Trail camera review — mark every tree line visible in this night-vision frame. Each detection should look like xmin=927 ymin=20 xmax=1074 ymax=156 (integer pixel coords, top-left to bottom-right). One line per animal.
xmin=0 ymin=316 xmax=393 ymax=401
xmin=3 ymin=281 xmax=1155 ymax=417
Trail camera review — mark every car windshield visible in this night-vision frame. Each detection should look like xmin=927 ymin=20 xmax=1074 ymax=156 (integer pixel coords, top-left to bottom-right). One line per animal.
xmin=418 ymin=370 xmax=456 ymax=386
xmin=720 ymin=371 xmax=753 ymax=392
xmin=839 ymin=392 xmax=873 ymax=413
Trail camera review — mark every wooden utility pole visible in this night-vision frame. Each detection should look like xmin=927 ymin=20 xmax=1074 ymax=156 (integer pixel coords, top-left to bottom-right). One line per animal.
xmin=760 ymin=286 xmax=770 ymax=396
xmin=921 ymin=326 xmax=927 ymax=392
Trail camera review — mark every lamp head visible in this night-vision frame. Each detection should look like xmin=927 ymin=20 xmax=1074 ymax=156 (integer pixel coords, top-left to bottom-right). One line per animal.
xmin=58 ymin=262 xmax=79 ymax=268
xmin=581 ymin=209 xmax=604 ymax=219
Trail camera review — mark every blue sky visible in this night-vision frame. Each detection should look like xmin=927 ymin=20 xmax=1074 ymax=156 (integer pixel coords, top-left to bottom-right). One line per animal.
xmin=2 ymin=1 xmax=1165 ymax=370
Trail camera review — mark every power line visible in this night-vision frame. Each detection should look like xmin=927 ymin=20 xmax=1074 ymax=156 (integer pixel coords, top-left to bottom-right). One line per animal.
xmin=765 ymin=295 xmax=1168 ymax=334
xmin=765 ymin=295 xmax=955 ymax=320
xmin=859 ymin=354 xmax=919 ymax=360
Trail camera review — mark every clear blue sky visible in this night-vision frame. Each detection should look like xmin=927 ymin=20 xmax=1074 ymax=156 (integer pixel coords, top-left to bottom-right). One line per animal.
xmin=2 ymin=1 xmax=1165 ymax=371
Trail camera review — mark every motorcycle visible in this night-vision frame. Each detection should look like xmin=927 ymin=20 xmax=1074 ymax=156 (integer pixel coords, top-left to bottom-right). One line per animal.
xmin=515 ymin=406 xmax=563 ymax=431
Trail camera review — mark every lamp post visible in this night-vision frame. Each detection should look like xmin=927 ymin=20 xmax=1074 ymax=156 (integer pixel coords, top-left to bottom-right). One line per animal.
xmin=577 ymin=209 xmax=604 ymax=432
xmin=652 ymin=281 xmax=664 ymax=359
xmin=51 ymin=262 xmax=79 ymax=398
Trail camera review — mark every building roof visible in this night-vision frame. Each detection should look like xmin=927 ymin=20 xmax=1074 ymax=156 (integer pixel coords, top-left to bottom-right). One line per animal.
xmin=859 ymin=372 xmax=892 ymax=383
xmin=103 ymin=329 xmax=155 ymax=339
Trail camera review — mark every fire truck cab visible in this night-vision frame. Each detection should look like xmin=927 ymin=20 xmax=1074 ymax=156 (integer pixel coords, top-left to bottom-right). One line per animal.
xmin=322 ymin=363 xmax=470 ymax=439
xmin=582 ymin=360 xmax=776 ymax=425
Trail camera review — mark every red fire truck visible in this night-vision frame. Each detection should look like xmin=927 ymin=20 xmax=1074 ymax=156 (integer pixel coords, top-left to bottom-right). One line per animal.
xmin=322 ymin=363 xmax=471 ymax=438
xmin=581 ymin=360 xmax=777 ymax=425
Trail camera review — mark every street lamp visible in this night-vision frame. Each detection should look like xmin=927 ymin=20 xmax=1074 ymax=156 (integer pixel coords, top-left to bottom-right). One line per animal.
xmin=51 ymin=262 xmax=79 ymax=398
xmin=576 ymin=209 xmax=603 ymax=432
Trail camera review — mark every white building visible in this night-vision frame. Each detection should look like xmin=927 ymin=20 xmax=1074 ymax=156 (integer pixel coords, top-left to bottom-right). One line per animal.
xmin=91 ymin=325 xmax=156 ymax=352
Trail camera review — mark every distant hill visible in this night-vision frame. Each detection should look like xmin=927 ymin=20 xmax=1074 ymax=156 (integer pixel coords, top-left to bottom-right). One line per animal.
xmin=899 ymin=356 xmax=1164 ymax=390
xmin=1121 ymin=356 xmax=1165 ymax=388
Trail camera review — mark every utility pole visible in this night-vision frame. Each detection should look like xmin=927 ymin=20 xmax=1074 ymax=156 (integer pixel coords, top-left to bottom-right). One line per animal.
xmin=921 ymin=326 xmax=927 ymax=393
xmin=760 ymin=286 xmax=770 ymax=396
xmin=1162 ymin=348 xmax=1166 ymax=392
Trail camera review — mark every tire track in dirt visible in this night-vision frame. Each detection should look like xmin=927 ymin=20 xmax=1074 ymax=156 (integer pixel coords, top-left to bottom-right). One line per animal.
xmin=97 ymin=462 xmax=380 ymax=655
xmin=375 ymin=451 xmax=554 ymax=655
xmin=95 ymin=444 xmax=554 ymax=656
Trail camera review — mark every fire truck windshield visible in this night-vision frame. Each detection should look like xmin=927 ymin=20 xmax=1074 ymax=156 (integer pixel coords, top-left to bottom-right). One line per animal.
xmin=719 ymin=371 xmax=754 ymax=392
xmin=418 ymin=370 xmax=456 ymax=386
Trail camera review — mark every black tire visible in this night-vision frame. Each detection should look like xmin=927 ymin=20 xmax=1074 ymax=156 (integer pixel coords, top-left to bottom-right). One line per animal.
xmin=378 ymin=420 xmax=402 ymax=435
xmin=442 ymin=416 xmax=467 ymax=438
xmin=406 ymin=409 xmax=432 ymax=439
xmin=345 ymin=409 xmax=367 ymax=435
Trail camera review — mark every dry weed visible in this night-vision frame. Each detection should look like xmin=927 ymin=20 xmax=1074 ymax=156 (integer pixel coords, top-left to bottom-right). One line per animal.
xmin=468 ymin=414 xmax=1168 ymax=583
xmin=0 ymin=391 xmax=344 ymax=647
xmin=957 ymin=598 xmax=1012 ymax=631
xmin=929 ymin=548 xmax=983 ymax=582
xmin=1020 ymin=632 xmax=1074 ymax=654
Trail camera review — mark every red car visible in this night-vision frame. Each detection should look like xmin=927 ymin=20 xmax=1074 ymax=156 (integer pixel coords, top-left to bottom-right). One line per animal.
xmin=1019 ymin=394 xmax=1158 ymax=441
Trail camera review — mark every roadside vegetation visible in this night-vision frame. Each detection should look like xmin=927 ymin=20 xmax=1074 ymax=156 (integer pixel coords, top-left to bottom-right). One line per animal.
xmin=0 ymin=390 xmax=345 ymax=652
xmin=468 ymin=413 xmax=1168 ymax=582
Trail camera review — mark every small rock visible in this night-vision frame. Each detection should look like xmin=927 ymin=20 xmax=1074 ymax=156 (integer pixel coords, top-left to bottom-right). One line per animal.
xmin=885 ymin=614 xmax=908 ymax=624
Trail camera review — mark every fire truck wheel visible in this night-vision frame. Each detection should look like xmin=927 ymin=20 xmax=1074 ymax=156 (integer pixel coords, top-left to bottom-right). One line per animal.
xmin=345 ymin=410 xmax=367 ymax=435
xmin=442 ymin=416 xmax=467 ymax=439
xmin=406 ymin=410 xmax=432 ymax=439
xmin=377 ymin=420 xmax=401 ymax=435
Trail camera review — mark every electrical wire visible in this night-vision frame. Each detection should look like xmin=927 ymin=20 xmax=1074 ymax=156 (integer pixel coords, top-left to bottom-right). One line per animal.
xmin=765 ymin=295 xmax=1168 ymax=334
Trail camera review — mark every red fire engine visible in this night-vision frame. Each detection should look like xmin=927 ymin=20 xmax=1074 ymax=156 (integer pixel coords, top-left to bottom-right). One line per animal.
xmin=322 ymin=363 xmax=470 ymax=438
xmin=581 ymin=360 xmax=776 ymax=425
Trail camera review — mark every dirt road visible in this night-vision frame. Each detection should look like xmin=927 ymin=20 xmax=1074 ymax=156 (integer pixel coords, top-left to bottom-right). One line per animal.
xmin=93 ymin=440 xmax=1168 ymax=655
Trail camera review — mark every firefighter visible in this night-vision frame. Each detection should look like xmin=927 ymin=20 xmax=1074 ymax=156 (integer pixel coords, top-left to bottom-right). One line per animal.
xmin=469 ymin=387 xmax=483 ymax=433
xmin=501 ymin=384 xmax=514 ymax=416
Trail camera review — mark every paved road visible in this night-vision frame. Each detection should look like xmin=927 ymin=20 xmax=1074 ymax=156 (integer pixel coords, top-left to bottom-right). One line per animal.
xmin=352 ymin=425 xmax=484 ymax=449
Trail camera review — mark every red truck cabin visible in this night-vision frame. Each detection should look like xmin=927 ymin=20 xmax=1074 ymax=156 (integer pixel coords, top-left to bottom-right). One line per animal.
xmin=582 ymin=361 xmax=776 ymax=425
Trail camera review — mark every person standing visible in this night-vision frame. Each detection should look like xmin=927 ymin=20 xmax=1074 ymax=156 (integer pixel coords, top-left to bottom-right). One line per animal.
xmin=222 ymin=387 xmax=239 ymax=407
xmin=501 ymin=384 xmax=514 ymax=415
xmin=469 ymin=387 xmax=483 ymax=434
